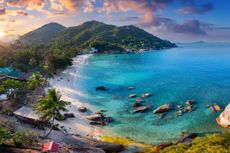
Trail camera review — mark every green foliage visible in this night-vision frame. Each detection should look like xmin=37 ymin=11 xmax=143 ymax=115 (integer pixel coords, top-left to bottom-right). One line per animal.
xmin=160 ymin=133 xmax=230 ymax=153
xmin=12 ymin=130 xmax=38 ymax=147
xmin=27 ymin=72 xmax=44 ymax=89
xmin=53 ymin=21 xmax=176 ymax=52
xmin=2 ymin=108 xmax=13 ymax=116
xmin=0 ymin=79 xmax=27 ymax=98
xmin=0 ymin=126 xmax=11 ymax=144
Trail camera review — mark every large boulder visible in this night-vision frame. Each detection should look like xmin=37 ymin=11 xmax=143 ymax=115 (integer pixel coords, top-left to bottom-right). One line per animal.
xmin=216 ymin=103 xmax=230 ymax=128
xmin=86 ymin=114 xmax=102 ymax=121
xmin=153 ymin=104 xmax=172 ymax=114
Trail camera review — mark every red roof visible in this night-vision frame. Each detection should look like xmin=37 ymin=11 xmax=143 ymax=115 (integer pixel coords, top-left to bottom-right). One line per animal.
xmin=42 ymin=141 xmax=60 ymax=152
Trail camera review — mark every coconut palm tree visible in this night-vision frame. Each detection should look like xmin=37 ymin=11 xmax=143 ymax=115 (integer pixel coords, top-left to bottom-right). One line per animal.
xmin=35 ymin=89 xmax=69 ymax=138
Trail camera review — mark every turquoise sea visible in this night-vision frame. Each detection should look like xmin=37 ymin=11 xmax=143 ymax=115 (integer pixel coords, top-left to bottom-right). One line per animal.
xmin=76 ymin=43 xmax=230 ymax=144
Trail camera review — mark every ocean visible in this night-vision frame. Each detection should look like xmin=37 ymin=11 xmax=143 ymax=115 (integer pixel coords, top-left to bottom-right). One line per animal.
xmin=74 ymin=43 xmax=230 ymax=144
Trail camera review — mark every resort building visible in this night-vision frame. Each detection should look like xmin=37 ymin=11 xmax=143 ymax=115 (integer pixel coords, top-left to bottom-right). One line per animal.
xmin=0 ymin=66 xmax=30 ymax=81
xmin=14 ymin=106 xmax=47 ymax=125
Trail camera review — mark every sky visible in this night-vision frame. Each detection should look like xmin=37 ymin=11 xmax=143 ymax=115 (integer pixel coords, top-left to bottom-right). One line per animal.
xmin=0 ymin=0 xmax=230 ymax=42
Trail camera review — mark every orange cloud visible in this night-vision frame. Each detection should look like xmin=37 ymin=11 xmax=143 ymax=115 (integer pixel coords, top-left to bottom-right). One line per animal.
xmin=7 ymin=0 xmax=45 ymax=10
xmin=60 ymin=0 xmax=95 ymax=13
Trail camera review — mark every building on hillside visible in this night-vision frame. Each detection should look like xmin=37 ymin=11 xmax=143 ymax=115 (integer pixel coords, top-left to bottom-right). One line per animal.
xmin=0 ymin=66 xmax=30 ymax=81
xmin=14 ymin=106 xmax=48 ymax=126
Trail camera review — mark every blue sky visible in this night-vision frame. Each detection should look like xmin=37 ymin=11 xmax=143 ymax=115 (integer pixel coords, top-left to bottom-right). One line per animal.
xmin=0 ymin=0 xmax=230 ymax=42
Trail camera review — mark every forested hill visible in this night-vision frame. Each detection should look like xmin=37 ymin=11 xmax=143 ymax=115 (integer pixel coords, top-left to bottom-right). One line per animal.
xmin=19 ymin=22 xmax=66 ymax=45
xmin=20 ymin=20 xmax=176 ymax=52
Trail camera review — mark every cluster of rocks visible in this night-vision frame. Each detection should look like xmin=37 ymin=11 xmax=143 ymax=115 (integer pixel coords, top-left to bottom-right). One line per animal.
xmin=175 ymin=100 xmax=195 ymax=116
xmin=128 ymin=91 xmax=152 ymax=113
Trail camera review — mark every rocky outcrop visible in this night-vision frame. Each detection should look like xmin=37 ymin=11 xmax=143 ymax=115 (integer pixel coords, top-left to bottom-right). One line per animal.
xmin=153 ymin=104 xmax=172 ymax=114
xmin=216 ymin=103 xmax=230 ymax=128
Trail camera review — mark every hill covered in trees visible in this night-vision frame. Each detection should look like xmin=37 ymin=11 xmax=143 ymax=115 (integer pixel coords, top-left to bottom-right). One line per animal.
xmin=19 ymin=22 xmax=66 ymax=45
xmin=20 ymin=20 xmax=176 ymax=52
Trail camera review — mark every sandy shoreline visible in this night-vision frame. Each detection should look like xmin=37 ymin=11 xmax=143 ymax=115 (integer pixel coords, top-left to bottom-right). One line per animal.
xmin=48 ymin=54 xmax=106 ymax=139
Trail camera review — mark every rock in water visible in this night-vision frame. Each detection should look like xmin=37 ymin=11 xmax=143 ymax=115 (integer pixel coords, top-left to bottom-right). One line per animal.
xmin=128 ymin=86 xmax=135 ymax=90
xmin=128 ymin=94 xmax=137 ymax=98
xmin=141 ymin=93 xmax=152 ymax=98
xmin=96 ymin=86 xmax=106 ymax=91
xmin=213 ymin=104 xmax=222 ymax=111
xmin=153 ymin=104 xmax=172 ymax=114
xmin=216 ymin=103 xmax=230 ymax=128
xmin=86 ymin=114 xmax=102 ymax=121
xmin=133 ymin=105 xmax=152 ymax=113
xmin=186 ymin=100 xmax=194 ymax=106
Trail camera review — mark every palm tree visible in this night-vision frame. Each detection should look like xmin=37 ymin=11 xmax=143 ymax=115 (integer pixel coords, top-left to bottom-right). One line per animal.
xmin=35 ymin=89 xmax=69 ymax=138
xmin=28 ymin=72 xmax=44 ymax=89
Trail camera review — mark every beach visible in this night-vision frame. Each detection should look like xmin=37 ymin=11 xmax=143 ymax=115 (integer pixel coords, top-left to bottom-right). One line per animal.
xmin=48 ymin=54 xmax=106 ymax=139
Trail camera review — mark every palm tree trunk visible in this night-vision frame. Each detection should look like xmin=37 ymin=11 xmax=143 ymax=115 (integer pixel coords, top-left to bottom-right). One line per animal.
xmin=44 ymin=115 xmax=55 ymax=138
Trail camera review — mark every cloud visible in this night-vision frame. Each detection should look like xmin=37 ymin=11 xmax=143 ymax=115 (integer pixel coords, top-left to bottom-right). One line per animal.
xmin=17 ymin=11 xmax=28 ymax=16
xmin=60 ymin=0 xmax=95 ymax=13
xmin=0 ymin=8 xmax=6 ymax=15
xmin=149 ymin=17 xmax=207 ymax=35
xmin=177 ymin=3 xmax=214 ymax=14
xmin=7 ymin=0 xmax=46 ymax=10
xmin=119 ymin=16 xmax=139 ymax=22
xmin=101 ymin=0 xmax=172 ymax=27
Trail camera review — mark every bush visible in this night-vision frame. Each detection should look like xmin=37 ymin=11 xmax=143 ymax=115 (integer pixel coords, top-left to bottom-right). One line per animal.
xmin=12 ymin=130 xmax=39 ymax=147
xmin=2 ymin=108 xmax=13 ymax=116
xmin=0 ymin=126 xmax=11 ymax=144
xmin=160 ymin=133 xmax=230 ymax=153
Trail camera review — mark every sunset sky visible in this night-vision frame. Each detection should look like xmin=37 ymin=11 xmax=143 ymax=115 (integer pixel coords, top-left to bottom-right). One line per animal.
xmin=0 ymin=0 xmax=229 ymax=42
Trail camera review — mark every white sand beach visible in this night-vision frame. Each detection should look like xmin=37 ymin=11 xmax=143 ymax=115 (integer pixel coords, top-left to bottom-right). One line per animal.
xmin=48 ymin=54 xmax=106 ymax=139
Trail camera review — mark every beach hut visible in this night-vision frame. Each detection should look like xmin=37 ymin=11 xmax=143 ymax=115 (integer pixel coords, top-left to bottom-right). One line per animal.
xmin=216 ymin=103 xmax=230 ymax=128
xmin=14 ymin=106 xmax=47 ymax=125
xmin=42 ymin=141 xmax=60 ymax=153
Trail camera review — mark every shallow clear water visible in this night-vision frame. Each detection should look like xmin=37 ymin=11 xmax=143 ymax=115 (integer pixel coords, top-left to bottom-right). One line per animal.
xmin=75 ymin=43 xmax=230 ymax=144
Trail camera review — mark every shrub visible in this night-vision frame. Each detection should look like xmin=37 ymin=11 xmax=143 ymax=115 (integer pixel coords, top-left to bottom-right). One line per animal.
xmin=0 ymin=126 xmax=11 ymax=144
xmin=160 ymin=133 xmax=230 ymax=153
xmin=2 ymin=108 xmax=13 ymax=116
xmin=12 ymin=130 xmax=39 ymax=147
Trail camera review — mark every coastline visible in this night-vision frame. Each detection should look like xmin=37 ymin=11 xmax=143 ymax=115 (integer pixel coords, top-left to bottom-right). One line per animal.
xmin=48 ymin=54 xmax=107 ymax=139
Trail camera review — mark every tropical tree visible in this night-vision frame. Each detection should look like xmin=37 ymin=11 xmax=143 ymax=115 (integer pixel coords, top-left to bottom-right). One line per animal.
xmin=27 ymin=72 xmax=44 ymax=89
xmin=0 ymin=79 xmax=26 ymax=98
xmin=35 ymin=89 xmax=69 ymax=138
